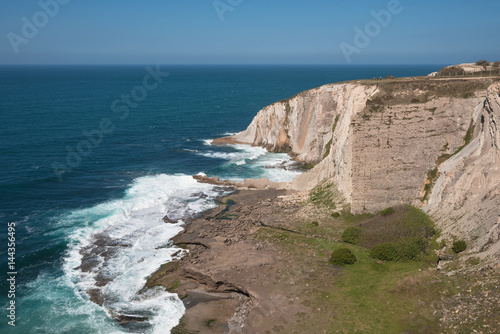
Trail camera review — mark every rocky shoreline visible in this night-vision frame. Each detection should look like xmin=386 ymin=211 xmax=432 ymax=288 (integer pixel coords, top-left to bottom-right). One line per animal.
xmin=148 ymin=177 xmax=309 ymax=333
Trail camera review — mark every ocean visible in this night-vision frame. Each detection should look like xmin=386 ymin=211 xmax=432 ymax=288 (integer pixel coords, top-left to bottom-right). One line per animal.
xmin=0 ymin=64 xmax=442 ymax=333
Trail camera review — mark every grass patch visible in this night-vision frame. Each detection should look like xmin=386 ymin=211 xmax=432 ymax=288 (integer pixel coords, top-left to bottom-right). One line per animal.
xmin=310 ymin=182 xmax=340 ymax=210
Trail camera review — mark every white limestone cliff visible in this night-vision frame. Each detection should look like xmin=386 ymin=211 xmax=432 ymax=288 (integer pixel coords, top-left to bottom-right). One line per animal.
xmin=216 ymin=77 xmax=500 ymax=264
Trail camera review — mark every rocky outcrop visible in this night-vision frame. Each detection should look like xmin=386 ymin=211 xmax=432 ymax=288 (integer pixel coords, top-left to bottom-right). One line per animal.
xmin=217 ymin=77 xmax=500 ymax=263
xmin=425 ymin=82 xmax=500 ymax=261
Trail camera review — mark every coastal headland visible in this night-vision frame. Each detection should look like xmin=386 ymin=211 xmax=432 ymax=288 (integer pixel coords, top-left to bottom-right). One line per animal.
xmin=148 ymin=71 xmax=500 ymax=333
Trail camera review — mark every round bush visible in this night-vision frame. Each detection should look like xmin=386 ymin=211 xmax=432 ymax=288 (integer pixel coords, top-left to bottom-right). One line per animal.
xmin=342 ymin=227 xmax=362 ymax=244
xmin=331 ymin=212 xmax=341 ymax=218
xmin=452 ymin=240 xmax=467 ymax=253
xmin=329 ymin=248 xmax=357 ymax=266
xmin=370 ymin=243 xmax=398 ymax=261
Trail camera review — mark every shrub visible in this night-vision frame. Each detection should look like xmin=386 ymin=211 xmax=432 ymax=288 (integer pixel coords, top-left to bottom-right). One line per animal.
xmin=329 ymin=248 xmax=357 ymax=266
xmin=493 ymin=61 xmax=500 ymax=68
xmin=331 ymin=212 xmax=341 ymax=218
xmin=370 ymin=239 xmax=427 ymax=262
xmin=452 ymin=240 xmax=467 ymax=253
xmin=397 ymin=239 xmax=428 ymax=261
xmin=380 ymin=207 xmax=394 ymax=216
xmin=342 ymin=227 xmax=362 ymax=244
xmin=358 ymin=205 xmax=435 ymax=249
xmin=370 ymin=243 xmax=398 ymax=261
xmin=475 ymin=60 xmax=489 ymax=66
xmin=310 ymin=221 xmax=319 ymax=227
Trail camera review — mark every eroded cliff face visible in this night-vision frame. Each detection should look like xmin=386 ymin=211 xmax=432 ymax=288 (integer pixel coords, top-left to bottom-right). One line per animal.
xmin=425 ymin=82 xmax=500 ymax=260
xmin=229 ymin=83 xmax=377 ymax=163
xmin=219 ymin=77 xmax=500 ymax=262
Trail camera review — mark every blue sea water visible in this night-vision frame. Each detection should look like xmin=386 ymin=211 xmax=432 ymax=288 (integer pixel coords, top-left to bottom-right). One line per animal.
xmin=0 ymin=64 xmax=442 ymax=333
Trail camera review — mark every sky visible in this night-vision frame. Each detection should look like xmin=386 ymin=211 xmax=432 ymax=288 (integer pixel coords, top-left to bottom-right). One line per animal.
xmin=0 ymin=0 xmax=499 ymax=65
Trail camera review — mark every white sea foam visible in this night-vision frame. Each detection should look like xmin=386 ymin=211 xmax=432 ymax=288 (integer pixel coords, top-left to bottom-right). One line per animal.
xmin=198 ymin=145 xmax=267 ymax=164
xmin=200 ymin=143 xmax=302 ymax=182
xmin=29 ymin=145 xmax=300 ymax=334
xmin=58 ymin=174 xmax=227 ymax=333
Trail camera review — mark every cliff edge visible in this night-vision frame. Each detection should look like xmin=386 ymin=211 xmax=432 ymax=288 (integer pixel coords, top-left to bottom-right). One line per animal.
xmin=215 ymin=76 xmax=500 ymax=264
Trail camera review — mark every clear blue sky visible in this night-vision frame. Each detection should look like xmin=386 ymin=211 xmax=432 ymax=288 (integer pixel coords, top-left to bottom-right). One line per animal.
xmin=1 ymin=0 xmax=499 ymax=65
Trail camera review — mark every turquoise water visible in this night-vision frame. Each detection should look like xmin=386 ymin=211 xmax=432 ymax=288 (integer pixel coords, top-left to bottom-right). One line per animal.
xmin=0 ymin=65 xmax=442 ymax=333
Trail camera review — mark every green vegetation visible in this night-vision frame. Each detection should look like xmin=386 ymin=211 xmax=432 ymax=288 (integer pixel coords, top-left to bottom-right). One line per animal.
xmin=323 ymin=115 xmax=340 ymax=158
xmin=370 ymin=239 xmax=428 ymax=262
xmin=329 ymin=248 xmax=357 ymax=266
xmin=362 ymin=79 xmax=497 ymax=117
xmin=341 ymin=227 xmax=361 ymax=244
xmin=359 ymin=206 xmax=434 ymax=245
xmin=253 ymin=223 xmax=444 ymax=333
xmin=380 ymin=207 xmax=394 ymax=216
xmin=452 ymin=240 xmax=467 ymax=253
xmin=493 ymin=61 xmax=500 ymax=68
xmin=422 ymin=168 xmax=439 ymax=202
xmin=359 ymin=205 xmax=436 ymax=262
xmin=145 ymin=262 xmax=180 ymax=288
xmin=248 ymin=182 xmax=492 ymax=332
xmin=310 ymin=182 xmax=340 ymax=210
xmin=370 ymin=243 xmax=399 ymax=261
xmin=475 ymin=59 xmax=489 ymax=66
xmin=436 ymin=120 xmax=475 ymax=166
xmin=323 ymin=138 xmax=333 ymax=158
xmin=424 ymin=120 xmax=476 ymax=202
xmin=331 ymin=212 xmax=341 ymax=218
xmin=302 ymin=162 xmax=317 ymax=170
xmin=310 ymin=221 xmax=319 ymax=227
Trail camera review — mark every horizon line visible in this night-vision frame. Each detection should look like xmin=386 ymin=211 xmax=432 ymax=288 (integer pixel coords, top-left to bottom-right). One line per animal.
xmin=0 ymin=63 xmax=449 ymax=66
